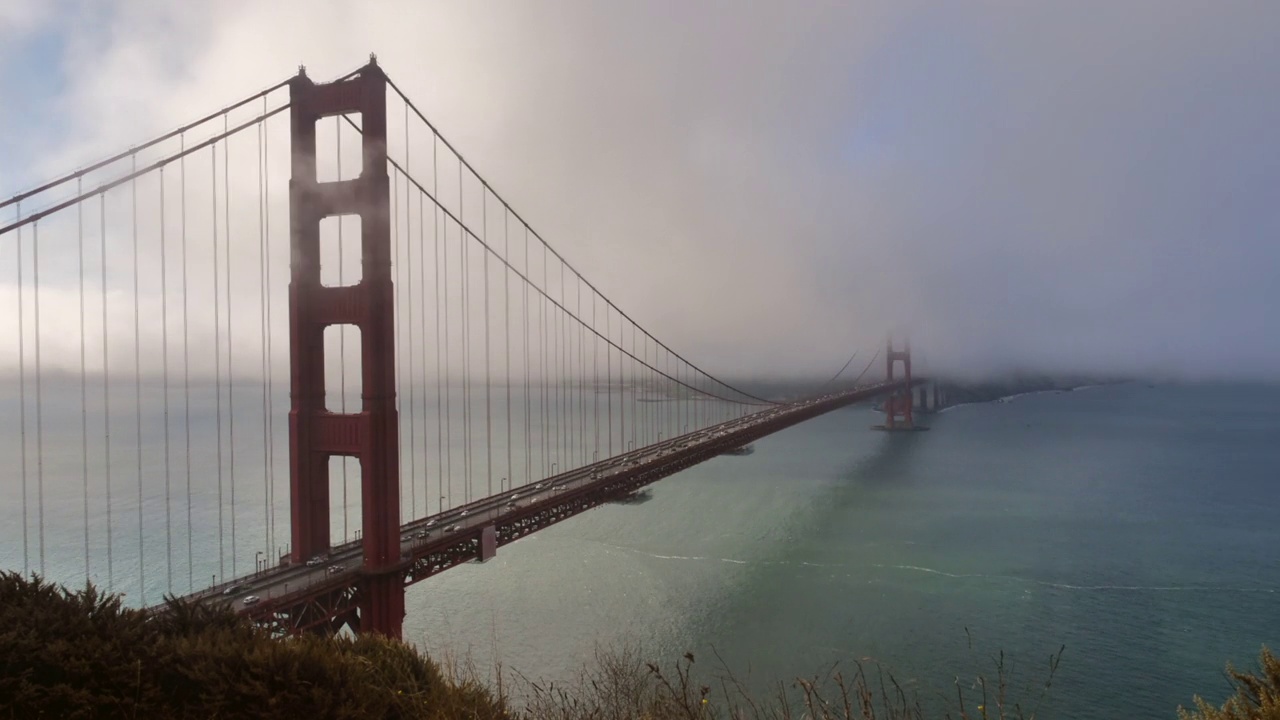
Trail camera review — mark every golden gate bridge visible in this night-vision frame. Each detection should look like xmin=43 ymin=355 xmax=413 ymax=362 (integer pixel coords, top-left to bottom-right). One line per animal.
xmin=0 ymin=56 xmax=935 ymax=638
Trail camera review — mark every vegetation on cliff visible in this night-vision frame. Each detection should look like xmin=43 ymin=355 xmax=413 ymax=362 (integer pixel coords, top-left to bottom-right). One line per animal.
xmin=0 ymin=573 xmax=1274 ymax=719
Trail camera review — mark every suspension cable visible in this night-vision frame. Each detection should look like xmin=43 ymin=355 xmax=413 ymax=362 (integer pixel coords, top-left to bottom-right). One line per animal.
xmin=2 ymin=78 xmax=291 ymax=212
xmin=1 ymin=104 xmax=290 ymax=238
xmin=383 ymin=159 xmax=769 ymax=407
xmin=382 ymin=76 xmax=773 ymax=406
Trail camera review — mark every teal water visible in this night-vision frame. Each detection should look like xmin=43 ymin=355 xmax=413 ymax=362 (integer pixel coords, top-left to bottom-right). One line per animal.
xmin=404 ymin=383 xmax=1280 ymax=718
xmin=3 ymin=380 xmax=1277 ymax=717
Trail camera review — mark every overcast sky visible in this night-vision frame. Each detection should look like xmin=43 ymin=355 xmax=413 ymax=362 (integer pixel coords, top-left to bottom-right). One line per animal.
xmin=2 ymin=0 xmax=1279 ymax=382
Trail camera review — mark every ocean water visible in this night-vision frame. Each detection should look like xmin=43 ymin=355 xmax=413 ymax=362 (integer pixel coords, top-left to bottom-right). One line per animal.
xmin=402 ymin=382 xmax=1280 ymax=719
xmin=2 ymin=380 xmax=1277 ymax=717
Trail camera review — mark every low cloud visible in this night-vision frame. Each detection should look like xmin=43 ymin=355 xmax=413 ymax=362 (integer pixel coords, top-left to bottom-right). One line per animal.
xmin=4 ymin=0 xmax=1279 ymax=382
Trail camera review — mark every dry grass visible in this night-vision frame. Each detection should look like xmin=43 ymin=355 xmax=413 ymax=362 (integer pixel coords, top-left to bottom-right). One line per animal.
xmin=445 ymin=627 xmax=1064 ymax=717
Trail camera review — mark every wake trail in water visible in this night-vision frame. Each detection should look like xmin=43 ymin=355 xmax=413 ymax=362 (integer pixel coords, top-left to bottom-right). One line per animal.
xmin=594 ymin=541 xmax=836 ymax=567
xmin=589 ymin=542 xmax=1277 ymax=594
xmin=876 ymin=563 xmax=1278 ymax=594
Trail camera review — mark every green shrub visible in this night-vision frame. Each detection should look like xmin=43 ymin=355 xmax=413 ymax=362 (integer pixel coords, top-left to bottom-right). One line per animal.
xmin=1179 ymin=647 xmax=1280 ymax=720
xmin=0 ymin=572 xmax=506 ymax=719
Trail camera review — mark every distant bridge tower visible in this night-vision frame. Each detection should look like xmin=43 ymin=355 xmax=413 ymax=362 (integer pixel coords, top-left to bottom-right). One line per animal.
xmin=874 ymin=336 xmax=921 ymax=431
xmin=288 ymin=57 xmax=404 ymax=638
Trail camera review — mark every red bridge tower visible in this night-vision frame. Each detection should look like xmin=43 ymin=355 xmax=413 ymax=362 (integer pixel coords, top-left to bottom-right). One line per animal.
xmin=875 ymin=336 xmax=924 ymax=431
xmin=288 ymin=58 xmax=404 ymax=637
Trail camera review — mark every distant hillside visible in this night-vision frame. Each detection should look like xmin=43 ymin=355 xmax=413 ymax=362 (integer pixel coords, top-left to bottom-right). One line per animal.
xmin=936 ymin=372 xmax=1126 ymax=407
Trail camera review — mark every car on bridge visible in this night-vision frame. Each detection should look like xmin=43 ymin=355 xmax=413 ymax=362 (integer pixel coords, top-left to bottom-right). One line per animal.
xmin=242 ymin=595 xmax=260 ymax=606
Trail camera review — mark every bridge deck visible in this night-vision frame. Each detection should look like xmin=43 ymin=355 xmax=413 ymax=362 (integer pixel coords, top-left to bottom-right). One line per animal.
xmin=175 ymin=379 xmax=917 ymax=634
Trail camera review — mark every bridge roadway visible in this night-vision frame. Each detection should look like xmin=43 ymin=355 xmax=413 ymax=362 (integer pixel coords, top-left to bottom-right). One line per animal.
xmin=173 ymin=378 xmax=917 ymax=634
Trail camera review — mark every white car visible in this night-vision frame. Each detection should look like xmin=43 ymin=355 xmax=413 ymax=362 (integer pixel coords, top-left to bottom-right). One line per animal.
xmin=242 ymin=595 xmax=260 ymax=606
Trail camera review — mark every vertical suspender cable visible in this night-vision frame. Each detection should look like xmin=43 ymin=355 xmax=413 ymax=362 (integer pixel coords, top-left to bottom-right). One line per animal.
xmin=484 ymin=192 xmax=492 ymax=498
xmin=643 ymin=335 xmax=649 ymax=444
xmin=161 ymin=167 xmax=173 ymax=593
xmin=541 ymin=244 xmax=548 ymax=477
xmin=212 ymin=144 xmax=225 ymax=582
xmin=419 ymin=189 xmax=430 ymax=515
xmin=442 ymin=157 xmax=452 ymax=510
xmin=405 ymin=105 xmax=418 ymax=521
xmin=629 ymin=322 xmax=634 ymax=445
xmin=264 ymin=101 xmax=276 ymax=555
xmin=101 ymin=195 xmax=113 ymax=590
xmin=618 ymin=302 xmax=624 ymax=452
xmin=606 ymin=304 xmax=611 ymax=458
xmin=257 ymin=118 xmax=269 ymax=559
xmin=504 ymin=210 xmax=512 ymax=493
xmin=16 ymin=202 xmax=28 ymax=575
xmin=418 ymin=191 xmax=429 ymax=517
xmin=554 ymin=264 xmax=561 ymax=466
xmin=181 ymin=135 xmax=194 ymax=591
xmin=225 ymin=119 xmax=236 ymax=578
xmin=523 ymin=225 xmax=531 ymax=485
xmin=559 ymin=263 xmax=566 ymax=466
xmin=459 ymin=162 xmax=470 ymax=503
xmin=79 ymin=182 xmax=90 ymax=583
xmin=579 ymin=276 xmax=585 ymax=466
xmin=34 ymin=220 xmax=46 ymax=576
xmin=131 ymin=156 xmax=143 ymax=601
xmin=433 ymin=136 xmax=444 ymax=514
xmin=593 ymin=287 xmax=598 ymax=461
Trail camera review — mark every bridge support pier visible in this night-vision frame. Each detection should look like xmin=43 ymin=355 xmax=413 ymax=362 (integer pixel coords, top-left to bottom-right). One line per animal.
xmin=289 ymin=57 xmax=404 ymax=638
